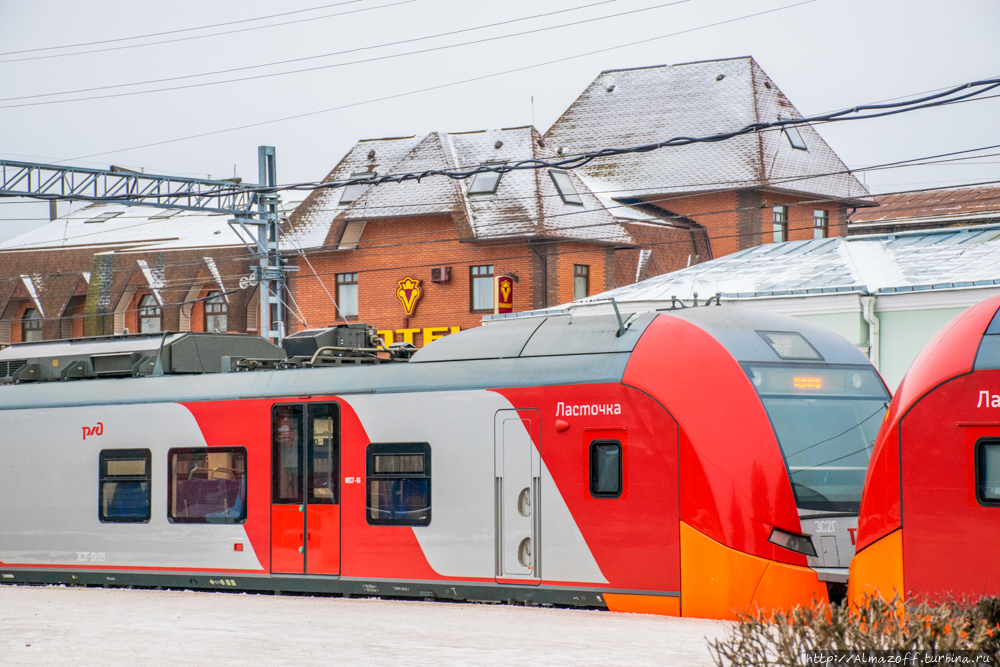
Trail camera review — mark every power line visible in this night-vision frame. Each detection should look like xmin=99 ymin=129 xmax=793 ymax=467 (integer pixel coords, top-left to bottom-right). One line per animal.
xmin=0 ymin=0 xmax=690 ymax=109
xmin=56 ymin=0 xmax=822 ymax=164
xmin=0 ymin=0 xmax=370 ymax=58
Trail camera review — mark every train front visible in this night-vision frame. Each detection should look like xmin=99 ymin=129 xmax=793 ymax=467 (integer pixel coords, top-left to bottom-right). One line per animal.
xmin=849 ymin=295 xmax=1000 ymax=606
xmin=624 ymin=307 xmax=890 ymax=617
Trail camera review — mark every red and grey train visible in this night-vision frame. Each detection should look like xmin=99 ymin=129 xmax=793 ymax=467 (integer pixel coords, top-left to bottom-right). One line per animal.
xmin=0 ymin=306 xmax=890 ymax=620
xmin=849 ymin=294 xmax=1000 ymax=606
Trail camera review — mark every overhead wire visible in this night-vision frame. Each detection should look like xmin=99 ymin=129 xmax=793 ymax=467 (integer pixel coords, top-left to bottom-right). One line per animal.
xmin=56 ymin=0 xmax=823 ymax=163
xmin=0 ymin=0 xmax=370 ymax=58
xmin=0 ymin=0 xmax=691 ymax=109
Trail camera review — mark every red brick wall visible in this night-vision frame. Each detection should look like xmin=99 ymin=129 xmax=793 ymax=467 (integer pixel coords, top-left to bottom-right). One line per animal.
xmin=286 ymin=216 xmax=617 ymax=346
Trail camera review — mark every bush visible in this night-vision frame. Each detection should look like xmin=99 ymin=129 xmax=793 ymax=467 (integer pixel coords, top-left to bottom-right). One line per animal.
xmin=709 ymin=594 xmax=1000 ymax=667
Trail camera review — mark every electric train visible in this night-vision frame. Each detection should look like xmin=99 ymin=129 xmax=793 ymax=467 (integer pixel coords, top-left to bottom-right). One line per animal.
xmin=0 ymin=306 xmax=890 ymax=620
xmin=849 ymin=294 xmax=1000 ymax=606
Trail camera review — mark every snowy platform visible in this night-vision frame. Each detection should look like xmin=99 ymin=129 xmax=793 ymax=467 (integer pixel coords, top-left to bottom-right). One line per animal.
xmin=0 ymin=585 xmax=729 ymax=666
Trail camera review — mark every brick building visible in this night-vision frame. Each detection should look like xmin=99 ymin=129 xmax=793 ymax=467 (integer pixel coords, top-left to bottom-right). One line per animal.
xmin=544 ymin=56 xmax=873 ymax=283
xmin=848 ymin=185 xmax=1000 ymax=235
xmin=0 ymin=205 xmax=258 ymax=345
xmin=282 ymin=126 xmax=689 ymax=346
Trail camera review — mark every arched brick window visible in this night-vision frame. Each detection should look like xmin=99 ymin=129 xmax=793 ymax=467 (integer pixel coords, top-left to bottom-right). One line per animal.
xmin=204 ymin=292 xmax=227 ymax=333
xmin=22 ymin=308 xmax=42 ymax=342
xmin=138 ymin=295 xmax=161 ymax=334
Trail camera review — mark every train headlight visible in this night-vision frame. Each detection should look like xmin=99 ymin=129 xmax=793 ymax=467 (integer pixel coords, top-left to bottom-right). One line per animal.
xmin=768 ymin=527 xmax=817 ymax=557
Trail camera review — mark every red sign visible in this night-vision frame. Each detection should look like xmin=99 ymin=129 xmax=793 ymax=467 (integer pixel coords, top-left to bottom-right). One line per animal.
xmin=497 ymin=276 xmax=514 ymax=314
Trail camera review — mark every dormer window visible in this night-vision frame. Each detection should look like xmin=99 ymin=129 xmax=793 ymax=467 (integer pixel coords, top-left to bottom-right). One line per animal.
xmin=339 ymin=172 xmax=374 ymax=205
xmin=549 ymin=170 xmax=583 ymax=206
xmin=467 ymin=163 xmax=505 ymax=195
xmin=779 ymin=116 xmax=808 ymax=151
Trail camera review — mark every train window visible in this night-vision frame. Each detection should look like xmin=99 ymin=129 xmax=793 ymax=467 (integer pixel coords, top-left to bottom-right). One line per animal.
xmin=99 ymin=449 xmax=151 ymax=523
xmin=273 ymin=405 xmax=304 ymax=504
xmin=976 ymin=440 xmax=1000 ymax=505
xmin=590 ymin=440 xmax=622 ymax=498
xmin=168 ymin=447 xmax=247 ymax=524
xmin=366 ymin=443 xmax=431 ymax=526
xmin=757 ymin=331 xmax=823 ymax=361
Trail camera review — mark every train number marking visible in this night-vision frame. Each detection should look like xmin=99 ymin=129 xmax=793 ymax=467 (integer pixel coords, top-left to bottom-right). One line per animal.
xmin=344 ymin=476 xmax=362 ymax=484
xmin=82 ymin=422 xmax=104 ymax=440
xmin=847 ymin=528 xmax=857 ymax=545
xmin=362 ymin=584 xmax=378 ymax=593
xmin=555 ymin=402 xmax=621 ymax=417
xmin=977 ymin=391 xmax=1000 ymax=407
xmin=812 ymin=521 xmax=836 ymax=533
xmin=76 ymin=552 xmax=106 ymax=562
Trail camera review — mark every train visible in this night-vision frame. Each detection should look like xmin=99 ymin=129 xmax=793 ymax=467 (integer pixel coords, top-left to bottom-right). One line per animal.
xmin=849 ymin=293 xmax=1000 ymax=606
xmin=0 ymin=305 xmax=891 ymax=620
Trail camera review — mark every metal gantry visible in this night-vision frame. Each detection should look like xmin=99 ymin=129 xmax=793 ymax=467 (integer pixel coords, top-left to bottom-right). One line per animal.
xmin=0 ymin=147 xmax=288 ymax=342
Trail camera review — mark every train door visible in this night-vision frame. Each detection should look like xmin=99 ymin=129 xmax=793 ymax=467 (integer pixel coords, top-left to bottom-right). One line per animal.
xmin=271 ymin=403 xmax=341 ymax=575
xmin=495 ymin=409 xmax=540 ymax=584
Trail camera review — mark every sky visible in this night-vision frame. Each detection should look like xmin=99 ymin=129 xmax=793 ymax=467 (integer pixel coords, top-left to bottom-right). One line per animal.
xmin=1 ymin=0 xmax=998 ymax=243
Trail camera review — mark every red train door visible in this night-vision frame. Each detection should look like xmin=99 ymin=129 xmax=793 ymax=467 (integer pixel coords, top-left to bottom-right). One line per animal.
xmin=271 ymin=403 xmax=341 ymax=575
xmin=495 ymin=409 xmax=541 ymax=585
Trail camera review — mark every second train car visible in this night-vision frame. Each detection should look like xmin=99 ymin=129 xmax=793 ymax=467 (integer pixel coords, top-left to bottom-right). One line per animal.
xmin=0 ymin=306 xmax=890 ymax=619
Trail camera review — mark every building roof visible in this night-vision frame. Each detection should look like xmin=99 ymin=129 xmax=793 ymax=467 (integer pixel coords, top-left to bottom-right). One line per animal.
xmin=850 ymin=184 xmax=1000 ymax=227
xmin=543 ymin=56 xmax=871 ymax=205
xmin=573 ymin=224 xmax=1000 ymax=303
xmin=285 ymin=126 xmax=634 ymax=249
xmin=0 ymin=203 xmax=257 ymax=253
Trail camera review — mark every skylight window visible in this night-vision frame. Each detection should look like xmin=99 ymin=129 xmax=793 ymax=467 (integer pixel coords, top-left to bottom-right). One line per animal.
xmin=149 ymin=210 xmax=179 ymax=220
xmin=339 ymin=172 xmax=375 ymax=205
xmin=549 ymin=170 xmax=583 ymax=206
xmin=779 ymin=116 xmax=808 ymax=151
xmin=85 ymin=211 xmax=123 ymax=224
xmin=757 ymin=331 xmax=823 ymax=361
xmin=467 ymin=162 xmax=506 ymax=195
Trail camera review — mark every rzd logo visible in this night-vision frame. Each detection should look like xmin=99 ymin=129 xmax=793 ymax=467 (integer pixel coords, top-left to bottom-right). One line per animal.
xmin=82 ymin=422 xmax=104 ymax=440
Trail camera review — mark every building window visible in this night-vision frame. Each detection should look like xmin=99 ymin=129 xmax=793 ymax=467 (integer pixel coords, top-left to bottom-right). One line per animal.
xmin=99 ymin=449 xmax=152 ymax=523
xmin=366 ymin=442 xmax=431 ymax=526
xmin=549 ymin=170 xmax=583 ymax=205
xmin=336 ymin=273 xmax=358 ymax=318
xmin=773 ymin=206 xmax=788 ymax=243
xmin=977 ymin=439 xmax=1000 ymax=505
xmin=204 ymin=292 xmax=227 ymax=333
xmin=138 ymin=294 xmax=161 ymax=333
xmin=574 ymin=265 xmax=590 ymax=300
xmin=814 ymin=210 xmax=829 ymax=239
xmin=470 ymin=265 xmax=494 ymax=312
xmin=339 ymin=172 xmax=374 ymax=205
xmin=168 ymin=447 xmax=247 ymax=524
xmin=779 ymin=115 xmax=808 ymax=151
xmin=468 ymin=162 xmax=506 ymax=195
xmin=590 ymin=440 xmax=622 ymax=498
xmin=21 ymin=308 xmax=42 ymax=342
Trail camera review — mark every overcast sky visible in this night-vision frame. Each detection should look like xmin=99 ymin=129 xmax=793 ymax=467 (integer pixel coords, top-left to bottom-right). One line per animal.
xmin=1 ymin=0 xmax=998 ymax=243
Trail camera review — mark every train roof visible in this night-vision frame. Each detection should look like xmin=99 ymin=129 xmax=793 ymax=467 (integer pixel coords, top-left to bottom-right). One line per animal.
xmin=0 ymin=306 xmax=873 ymax=411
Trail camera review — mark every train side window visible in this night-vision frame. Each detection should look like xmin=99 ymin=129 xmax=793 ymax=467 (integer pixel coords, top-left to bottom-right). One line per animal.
xmin=366 ymin=443 xmax=431 ymax=526
xmin=168 ymin=447 xmax=247 ymax=524
xmin=99 ymin=449 xmax=152 ymax=523
xmin=590 ymin=440 xmax=622 ymax=498
xmin=976 ymin=439 xmax=1000 ymax=505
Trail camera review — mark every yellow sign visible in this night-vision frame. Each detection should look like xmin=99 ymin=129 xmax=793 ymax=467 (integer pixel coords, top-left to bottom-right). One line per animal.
xmin=396 ymin=277 xmax=422 ymax=316
xmin=378 ymin=327 xmax=461 ymax=346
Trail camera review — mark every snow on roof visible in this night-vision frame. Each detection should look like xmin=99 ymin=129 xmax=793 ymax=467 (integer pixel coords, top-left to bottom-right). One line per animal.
xmin=543 ymin=57 xmax=871 ymax=205
xmin=0 ymin=203 xmax=254 ymax=253
xmin=850 ymin=184 xmax=1000 ymax=225
xmin=285 ymin=127 xmax=633 ymax=249
xmin=576 ymin=225 xmax=1000 ymax=303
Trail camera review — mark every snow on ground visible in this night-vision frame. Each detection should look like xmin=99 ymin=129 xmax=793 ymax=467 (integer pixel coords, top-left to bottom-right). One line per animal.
xmin=0 ymin=585 xmax=730 ymax=666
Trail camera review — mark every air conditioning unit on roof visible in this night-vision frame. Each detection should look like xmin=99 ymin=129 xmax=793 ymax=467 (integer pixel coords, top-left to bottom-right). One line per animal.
xmin=430 ymin=266 xmax=451 ymax=283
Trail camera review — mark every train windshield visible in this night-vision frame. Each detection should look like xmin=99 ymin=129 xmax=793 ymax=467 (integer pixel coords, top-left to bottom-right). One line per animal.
xmin=744 ymin=364 xmax=890 ymax=513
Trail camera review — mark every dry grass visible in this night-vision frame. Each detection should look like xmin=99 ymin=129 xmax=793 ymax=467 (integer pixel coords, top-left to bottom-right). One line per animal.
xmin=709 ymin=594 xmax=1000 ymax=666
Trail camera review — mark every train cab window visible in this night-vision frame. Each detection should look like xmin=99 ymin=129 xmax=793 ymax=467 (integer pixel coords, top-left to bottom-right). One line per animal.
xmin=99 ymin=449 xmax=151 ymax=523
xmin=976 ymin=440 xmax=1000 ymax=505
xmin=168 ymin=447 xmax=247 ymax=524
xmin=366 ymin=443 xmax=431 ymax=526
xmin=590 ymin=440 xmax=622 ymax=498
